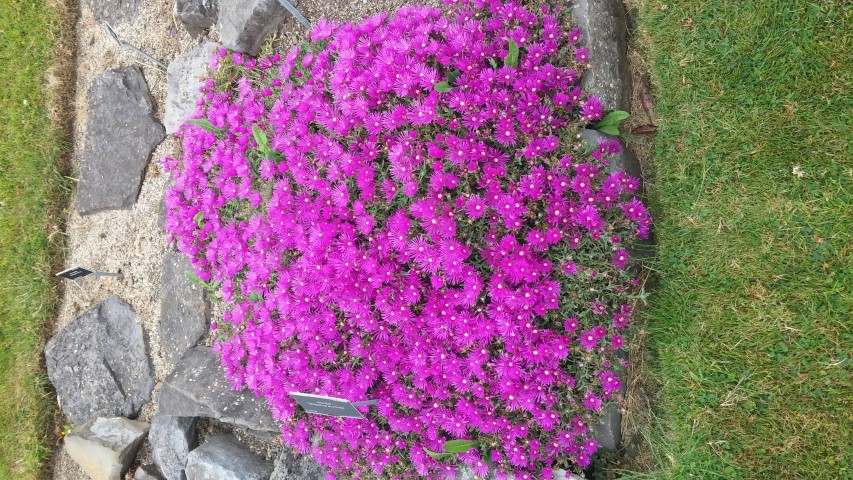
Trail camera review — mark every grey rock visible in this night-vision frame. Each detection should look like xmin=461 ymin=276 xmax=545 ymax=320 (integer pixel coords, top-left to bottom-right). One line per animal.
xmin=135 ymin=464 xmax=165 ymax=480
xmin=77 ymin=67 xmax=165 ymax=215
xmin=159 ymin=252 xmax=211 ymax=362
xmin=217 ymin=0 xmax=287 ymax=56
xmin=579 ymin=128 xmax=643 ymax=192
xmin=176 ymin=0 xmax=219 ymax=37
xmin=593 ymin=350 xmax=627 ymax=453
xmin=571 ymin=0 xmax=632 ymax=112
xmin=247 ymin=428 xmax=281 ymax=443
xmin=65 ymin=417 xmax=149 ymax=480
xmin=45 ymin=296 xmax=154 ymax=426
xmin=158 ymin=346 xmax=278 ymax=432
xmin=593 ymin=401 xmax=622 ymax=452
xmin=184 ymin=434 xmax=274 ymax=480
xmin=165 ymin=41 xmax=220 ymax=135
xmin=554 ymin=471 xmax=586 ymax=480
xmin=580 ymin=129 xmax=653 ymax=269
xmin=85 ymin=0 xmax=139 ymax=25
xmin=150 ymin=415 xmax=197 ymax=480
xmin=270 ymin=450 xmax=324 ymax=480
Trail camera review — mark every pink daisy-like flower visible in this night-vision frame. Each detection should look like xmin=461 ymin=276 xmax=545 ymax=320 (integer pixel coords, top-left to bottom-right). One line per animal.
xmin=578 ymin=330 xmax=598 ymax=350
xmin=599 ymin=370 xmax=622 ymax=393
xmin=582 ymin=391 xmax=602 ymax=411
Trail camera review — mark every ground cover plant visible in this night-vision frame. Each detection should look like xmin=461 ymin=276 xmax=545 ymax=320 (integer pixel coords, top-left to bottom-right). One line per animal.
xmin=0 ymin=0 xmax=72 ymax=477
xmin=627 ymin=0 xmax=852 ymax=478
xmin=165 ymin=0 xmax=650 ymax=477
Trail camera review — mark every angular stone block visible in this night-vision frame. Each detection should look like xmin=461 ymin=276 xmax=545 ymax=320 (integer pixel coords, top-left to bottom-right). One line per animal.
xmin=158 ymin=346 xmax=278 ymax=432
xmin=85 ymin=0 xmax=139 ymax=25
xmin=135 ymin=464 xmax=165 ymax=480
xmin=593 ymin=402 xmax=622 ymax=452
xmin=176 ymin=0 xmax=219 ymax=37
xmin=45 ymin=296 xmax=154 ymax=425
xmin=160 ymin=252 xmax=211 ymax=362
xmin=165 ymin=41 xmax=220 ymax=135
xmin=77 ymin=67 xmax=165 ymax=215
xmin=572 ymin=0 xmax=632 ymax=112
xmin=579 ymin=129 xmax=643 ymax=187
xmin=65 ymin=417 xmax=149 ymax=480
xmin=150 ymin=415 xmax=197 ymax=480
xmin=184 ymin=434 xmax=274 ymax=480
xmin=270 ymin=450 xmax=324 ymax=480
xmin=217 ymin=0 xmax=287 ymax=56
xmin=580 ymin=129 xmax=654 ymax=269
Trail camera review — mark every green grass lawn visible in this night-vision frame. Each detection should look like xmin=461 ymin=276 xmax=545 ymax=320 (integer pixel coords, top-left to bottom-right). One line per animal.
xmin=630 ymin=0 xmax=852 ymax=478
xmin=0 ymin=0 xmax=72 ymax=477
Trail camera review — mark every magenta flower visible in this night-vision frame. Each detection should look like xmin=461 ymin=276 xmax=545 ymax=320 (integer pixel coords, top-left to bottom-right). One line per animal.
xmin=578 ymin=330 xmax=599 ymax=350
xmin=599 ymin=370 xmax=622 ymax=393
xmin=582 ymin=391 xmax=602 ymax=411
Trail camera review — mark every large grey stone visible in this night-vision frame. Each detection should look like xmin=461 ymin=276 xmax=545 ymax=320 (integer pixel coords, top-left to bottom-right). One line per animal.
xmin=77 ymin=67 xmax=165 ymax=215
xmin=176 ymin=0 xmax=219 ymax=37
xmin=135 ymin=464 xmax=165 ymax=480
xmin=592 ymin=402 xmax=622 ymax=452
xmin=185 ymin=434 xmax=274 ymax=480
xmin=270 ymin=450 xmax=324 ymax=480
xmin=579 ymin=129 xmax=642 ymax=188
xmin=580 ymin=129 xmax=653 ymax=268
xmin=158 ymin=346 xmax=278 ymax=432
xmin=65 ymin=417 xmax=149 ymax=480
xmin=45 ymin=296 xmax=154 ymax=426
xmin=160 ymin=252 xmax=211 ymax=362
xmin=571 ymin=0 xmax=632 ymax=112
xmin=554 ymin=471 xmax=587 ymax=480
xmin=150 ymin=415 xmax=197 ymax=480
xmin=85 ymin=0 xmax=139 ymax=25
xmin=217 ymin=0 xmax=287 ymax=56
xmin=165 ymin=42 xmax=220 ymax=135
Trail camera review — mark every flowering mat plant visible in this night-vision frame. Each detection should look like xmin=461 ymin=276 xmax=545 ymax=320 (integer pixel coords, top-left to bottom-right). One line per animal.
xmin=163 ymin=0 xmax=651 ymax=478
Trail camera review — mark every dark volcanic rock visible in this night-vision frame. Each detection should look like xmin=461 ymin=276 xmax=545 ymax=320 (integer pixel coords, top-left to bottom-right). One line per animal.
xmin=76 ymin=67 xmax=165 ymax=215
xmin=184 ymin=434 xmax=274 ymax=480
xmin=64 ymin=417 xmax=149 ymax=480
xmin=85 ymin=0 xmax=139 ymax=25
xmin=150 ymin=415 xmax=197 ymax=480
xmin=571 ymin=0 xmax=632 ymax=112
xmin=158 ymin=346 xmax=278 ymax=432
xmin=217 ymin=0 xmax=287 ymax=56
xmin=159 ymin=252 xmax=210 ymax=363
xmin=165 ymin=41 xmax=220 ymax=135
xmin=593 ymin=402 xmax=623 ymax=452
xmin=579 ymin=129 xmax=643 ymax=187
xmin=135 ymin=464 xmax=165 ymax=480
xmin=270 ymin=450 xmax=324 ymax=480
xmin=580 ymin=128 xmax=653 ymax=269
xmin=45 ymin=296 xmax=154 ymax=426
xmin=176 ymin=0 xmax=219 ymax=37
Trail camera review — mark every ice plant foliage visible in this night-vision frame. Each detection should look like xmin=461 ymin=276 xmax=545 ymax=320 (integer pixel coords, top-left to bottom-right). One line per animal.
xmin=163 ymin=0 xmax=650 ymax=478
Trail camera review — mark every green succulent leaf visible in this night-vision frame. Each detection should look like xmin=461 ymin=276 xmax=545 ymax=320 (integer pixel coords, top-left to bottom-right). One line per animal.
xmin=595 ymin=110 xmax=630 ymax=127
xmin=434 ymin=81 xmax=453 ymax=93
xmin=597 ymin=124 xmax=620 ymax=135
xmin=424 ymin=448 xmax=451 ymax=460
xmin=186 ymin=118 xmax=219 ymax=133
xmin=447 ymin=69 xmax=462 ymax=85
xmin=252 ymin=124 xmax=271 ymax=157
xmin=505 ymin=38 xmax=519 ymax=68
xmin=193 ymin=210 xmax=204 ymax=227
xmin=250 ymin=291 xmax=262 ymax=302
xmin=442 ymin=440 xmax=479 ymax=453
